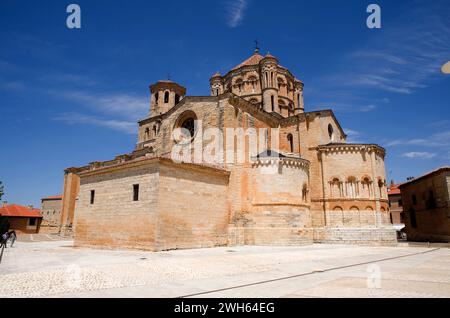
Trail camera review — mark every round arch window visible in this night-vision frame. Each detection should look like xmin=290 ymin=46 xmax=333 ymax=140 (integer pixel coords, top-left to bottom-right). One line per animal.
xmin=174 ymin=111 xmax=198 ymax=145
xmin=328 ymin=124 xmax=334 ymax=141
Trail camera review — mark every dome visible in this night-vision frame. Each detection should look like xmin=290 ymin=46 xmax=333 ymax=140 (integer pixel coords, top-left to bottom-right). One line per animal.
xmin=210 ymin=71 xmax=222 ymax=79
xmin=231 ymin=51 xmax=264 ymax=71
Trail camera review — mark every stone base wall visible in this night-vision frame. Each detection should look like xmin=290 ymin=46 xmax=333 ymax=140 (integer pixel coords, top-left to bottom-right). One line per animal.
xmin=228 ymin=226 xmax=313 ymax=246
xmin=313 ymin=227 xmax=397 ymax=246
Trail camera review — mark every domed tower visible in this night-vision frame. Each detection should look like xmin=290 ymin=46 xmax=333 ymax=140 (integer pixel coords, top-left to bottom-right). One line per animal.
xmin=260 ymin=53 xmax=279 ymax=113
xmin=209 ymin=72 xmax=224 ymax=96
xmin=293 ymin=78 xmax=305 ymax=115
xmin=150 ymin=80 xmax=186 ymax=117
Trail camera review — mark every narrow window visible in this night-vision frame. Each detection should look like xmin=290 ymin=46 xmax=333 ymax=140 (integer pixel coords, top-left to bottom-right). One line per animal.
xmin=271 ymin=95 xmax=275 ymax=112
xmin=133 ymin=184 xmax=140 ymax=202
xmin=412 ymin=194 xmax=417 ymax=205
xmin=164 ymin=91 xmax=170 ymax=103
xmin=175 ymin=94 xmax=180 ymax=104
xmin=328 ymin=124 xmax=334 ymax=141
xmin=287 ymin=134 xmax=294 ymax=152
xmin=90 ymin=190 xmax=95 ymax=205
xmin=410 ymin=209 xmax=417 ymax=228
xmin=154 ymin=93 xmax=159 ymax=103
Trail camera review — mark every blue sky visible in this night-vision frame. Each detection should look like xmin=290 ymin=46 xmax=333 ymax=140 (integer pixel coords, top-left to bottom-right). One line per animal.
xmin=0 ymin=0 xmax=449 ymax=207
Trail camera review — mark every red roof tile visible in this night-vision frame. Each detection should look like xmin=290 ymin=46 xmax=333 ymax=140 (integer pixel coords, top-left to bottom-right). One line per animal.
xmin=388 ymin=184 xmax=402 ymax=195
xmin=0 ymin=204 xmax=42 ymax=218
xmin=232 ymin=52 xmax=264 ymax=71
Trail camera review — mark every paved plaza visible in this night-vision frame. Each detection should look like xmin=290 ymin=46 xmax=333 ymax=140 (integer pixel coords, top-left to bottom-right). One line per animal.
xmin=1 ymin=237 xmax=449 ymax=298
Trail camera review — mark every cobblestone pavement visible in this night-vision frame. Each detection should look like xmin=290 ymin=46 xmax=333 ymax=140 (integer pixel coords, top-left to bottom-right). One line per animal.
xmin=0 ymin=240 xmax=449 ymax=298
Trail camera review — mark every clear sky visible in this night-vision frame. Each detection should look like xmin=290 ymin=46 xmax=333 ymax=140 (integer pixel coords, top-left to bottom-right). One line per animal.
xmin=0 ymin=0 xmax=449 ymax=207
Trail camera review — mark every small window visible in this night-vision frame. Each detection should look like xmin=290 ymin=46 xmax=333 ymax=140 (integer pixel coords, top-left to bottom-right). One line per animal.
xmin=154 ymin=92 xmax=159 ymax=103
xmin=328 ymin=124 xmax=334 ymax=140
xmin=29 ymin=218 xmax=36 ymax=226
xmin=90 ymin=190 xmax=95 ymax=205
xmin=133 ymin=184 xmax=140 ymax=202
xmin=164 ymin=91 xmax=170 ymax=103
xmin=410 ymin=209 xmax=417 ymax=228
xmin=271 ymin=95 xmax=275 ymax=112
xmin=175 ymin=94 xmax=180 ymax=104
xmin=287 ymin=134 xmax=294 ymax=152
xmin=412 ymin=194 xmax=417 ymax=205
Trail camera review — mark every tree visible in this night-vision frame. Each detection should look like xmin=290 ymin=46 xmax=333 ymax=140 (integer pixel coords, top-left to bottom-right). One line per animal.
xmin=0 ymin=181 xmax=3 ymax=201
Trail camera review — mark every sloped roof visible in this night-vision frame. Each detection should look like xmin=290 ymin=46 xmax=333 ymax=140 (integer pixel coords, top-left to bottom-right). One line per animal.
xmin=42 ymin=195 xmax=63 ymax=200
xmin=232 ymin=52 xmax=264 ymax=71
xmin=0 ymin=204 xmax=42 ymax=218
xmin=388 ymin=184 xmax=402 ymax=195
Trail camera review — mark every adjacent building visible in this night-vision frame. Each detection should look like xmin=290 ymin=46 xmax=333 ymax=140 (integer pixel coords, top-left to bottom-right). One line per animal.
xmin=62 ymin=48 xmax=396 ymax=251
xmin=40 ymin=195 xmax=63 ymax=232
xmin=0 ymin=203 xmax=43 ymax=234
xmin=400 ymin=167 xmax=450 ymax=242
xmin=388 ymin=182 xmax=405 ymax=237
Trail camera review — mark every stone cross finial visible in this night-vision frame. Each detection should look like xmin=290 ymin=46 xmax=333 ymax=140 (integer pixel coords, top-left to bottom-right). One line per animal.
xmin=254 ymin=40 xmax=260 ymax=54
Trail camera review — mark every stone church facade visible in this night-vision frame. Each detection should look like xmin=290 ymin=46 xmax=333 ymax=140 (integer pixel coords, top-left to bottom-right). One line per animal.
xmin=62 ymin=49 xmax=396 ymax=250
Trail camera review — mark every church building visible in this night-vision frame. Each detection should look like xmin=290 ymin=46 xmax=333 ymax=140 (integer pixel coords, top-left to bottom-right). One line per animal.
xmin=61 ymin=48 xmax=396 ymax=251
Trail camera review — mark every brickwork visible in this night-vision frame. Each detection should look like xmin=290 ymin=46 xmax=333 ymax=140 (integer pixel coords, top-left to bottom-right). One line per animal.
xmin=65 ymin=49 xmax=397 ymax=250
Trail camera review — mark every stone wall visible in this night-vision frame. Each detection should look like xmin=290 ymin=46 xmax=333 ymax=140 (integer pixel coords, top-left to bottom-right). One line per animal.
xmin=401 ymin=169 xmax=450 ymax=242
xmin=74 ymin=159 xmax=230 ymax=251
xmin=41 ymin=198 xmax=62 ymax=226
xmin=156 ymin=162 xmax=230 ymax=250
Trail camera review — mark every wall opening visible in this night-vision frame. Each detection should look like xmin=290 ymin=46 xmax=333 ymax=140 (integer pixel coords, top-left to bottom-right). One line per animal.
xmin=133 ymin=184 xmax=140 ymax=202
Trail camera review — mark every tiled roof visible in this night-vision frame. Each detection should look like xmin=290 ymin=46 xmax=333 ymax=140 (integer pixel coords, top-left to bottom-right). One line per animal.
xmin=388 ymin=184 xmax=401 ymax=195
xmin=42 ymin=195 xmax=63 ymax=200
xmin=0 ymin=204 xmax=42 ymax=218
xmin=232 ymin=52 xmax=264 ymax=71
xmin=399 ymin=166 xmax=450 ymax=188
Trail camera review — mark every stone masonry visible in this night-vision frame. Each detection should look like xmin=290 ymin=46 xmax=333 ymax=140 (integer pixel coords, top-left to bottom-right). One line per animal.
xmin=63 ymin=48 xmax=396 ymax=251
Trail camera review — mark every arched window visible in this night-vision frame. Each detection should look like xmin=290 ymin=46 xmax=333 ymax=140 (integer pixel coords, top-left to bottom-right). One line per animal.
xmin=378 ymin=179 xmax=384 ymax=198
xmin=287 ymin=134 xmax=294 ymax=152
xmin=302 ymin=184 xmax=308 ymax=202
xmin=361 ymin=177 xmax=372 ymax=198
xmin=154 ymin=92 xmax=159 ymax=104
xmin=164 ymin=91 xmax=170 ymax=103
xmin=331 ymin=178 xmax=342 ymax=198
xmin=152 ymin=125 xmax=157 ymax=137
xmin=235 ymin=78 xmax=243 ymax=93
xmin=144 ymin=127 xmax=150 ymax=140
xmin=346 ymin=177 xmax=358 ymax=198
xmin=175 ymin=94 xmax=180 ymax=104
xmin=328 ymin=124 xmax=334 ymax=141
